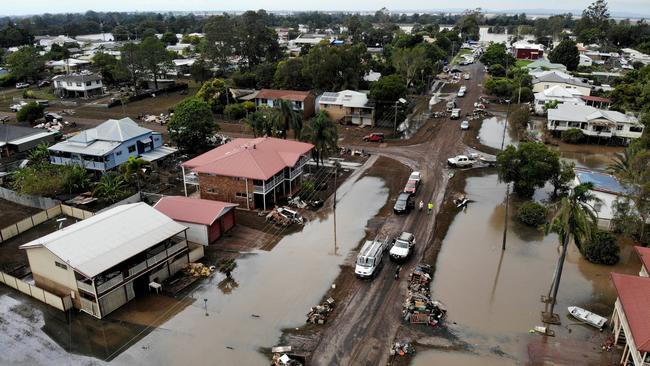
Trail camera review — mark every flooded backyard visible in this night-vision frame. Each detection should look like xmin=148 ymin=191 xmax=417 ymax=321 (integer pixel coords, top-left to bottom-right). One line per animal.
xmin=411 ymin=171 xmax=639 ymax=365
xmin=478 ymin=116 xmax=517 ymax=150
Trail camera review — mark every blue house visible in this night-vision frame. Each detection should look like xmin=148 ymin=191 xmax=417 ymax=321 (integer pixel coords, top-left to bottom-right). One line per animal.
xmin=49 ymin=117 xmax=177 ymax=172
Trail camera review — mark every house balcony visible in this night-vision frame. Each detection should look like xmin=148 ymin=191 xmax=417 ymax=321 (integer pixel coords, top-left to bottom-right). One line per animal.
xmin=96 ymin=273 xmax=124 ymax=294
xmin=184 ymin=173 xmax=199 ymax=185
xmin=77 ymin=280 xmax=94 ymax=293
xmin=253 ymin=175 xmax=284 ymax=194
xmin=80 ymin=297 xmax=100 ymax=317
xmin=51 ymin=156 xmax=106 ymax=171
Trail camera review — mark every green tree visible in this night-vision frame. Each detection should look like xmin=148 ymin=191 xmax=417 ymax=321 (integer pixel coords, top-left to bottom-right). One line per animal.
xmin=16 ymin=102 xmax=45 ymax=123
xmin=189 ymin=58 xmax=212 ymax=84
xmin=275 ymin=99 xmax=302 ymax=139
xmin=93 ymin=172 xmax=129 ymax=203
xmin=28 ymin=143 xmax=50 ymax=164
xmin=120 ymin=156 xmax=148 ymax=184
xmin=302 ymin=111 xmax=338 ymax=167
xmin=583 ymin=230 xmax=620 ymax=265
xmin=46 ymin=43 xmax=70 ymax=60
xmin=497 ymin=142 xmax=561 ymax=198
xmin=243 ymin=108 xmax=279 ymax=137
xmin=161 ymin=31 xmax=178 ymax=45
xmin=235 ymin=10 xmax=281 ymax=69
xmin=62 ymin=165 xmax=90 ymax=194
xmin=302 ymin=43 xmax=369 ymax=91
xmin=196 ymin=78 xmax=228 ymax=113
xmin=488 ymin=64 xmax=506 ymax=77
xmin=6 ymin=46 xmax=43 ymax=82
xmin=112 ymin=25 xmax=131 ymax=41
xmin=517 ymin=201 xmax=548 ymax=227
xmin=217 ymin=258 xmax=237 ymax=279
xmin=550 ymin=161 xmax=576 ymax=197
xmin=92 ymin=52 xmax=128 ymax=84
xmin=549 ymin=39 xmax=580 ymax=71
xmin=561 ymin=128 xmax=585 ymax=144
xmin=168 ymin=97 xmax=218 ymax=153
xmin=139 ymin=37 xmax=171 ymax=90
xmin=369 ymin=74 xmax=407 ymax=102
xmin=609 ymin=149 xmax=650 ymax=242
xmin=391 ymin=44 xmax=427 ymax=88
xmin=480 ymin=43 xmax=516 ymax=68
xmin=202 ymin=15 xmax=236 ymax=71
xmin=274 ymin=58 xmax=310 ymax=90
xmin=121 ymin=42 xmax=144 ymax=90
xmin=575 ymin=0 xmax=610 ymax=44
xmin=484 ymin=77 xmax=515 ymax=99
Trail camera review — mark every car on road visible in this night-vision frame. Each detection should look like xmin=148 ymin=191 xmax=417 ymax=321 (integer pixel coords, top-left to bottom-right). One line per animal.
xmin=450 ymin=108 xmax=461 ymax=119
xmin=447 ymin=155 xmax=475 ymax=168
xmin=389 ymin=232 xmax=416 ymax=261
xmin=15 ymin=82 xmax=30 ymax=89
xmin=9 ymin=101 xmax=28 ymax=112
xmin=463 ymin=73 xmax=471 ymax=80
xmin=393 ymin=192 xmax=415 ymax=214
xmin=457 ymin=89 xmax=465 ymax=97
xmin=460 ymin=120 xmax=470 ymax=130
xmin=409 ymin=171 xmax=421 ymax=183
xmin=403 ymin=179 xmax=419 ymax=195
xmin=37 ymin=80 xmax=51 ymax=88
xmin=363 ymin=132 xmax=384 ymax=143
xmin=355 ymin=238 xmax=389 ymax=278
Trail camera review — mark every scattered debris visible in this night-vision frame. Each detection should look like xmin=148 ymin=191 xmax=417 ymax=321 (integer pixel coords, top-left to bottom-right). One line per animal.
xmin=306 ymin=297 xmax=335 ymax=324
xmin=183 ymin=263 xmax=214 ymax=277
xmin=402 ymin=264 xmax=447 ymax=327
xmin=271 ymin=346 xmax=305 ymax=366
xmin=390 ymin=341 xmax=415 ymax=357
xmin=266 ymin=206 xmax=304 ymax=226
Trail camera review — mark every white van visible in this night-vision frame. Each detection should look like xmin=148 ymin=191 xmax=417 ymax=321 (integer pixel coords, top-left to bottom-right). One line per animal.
xmin=355 ymin=239 xmax=388 ymax=278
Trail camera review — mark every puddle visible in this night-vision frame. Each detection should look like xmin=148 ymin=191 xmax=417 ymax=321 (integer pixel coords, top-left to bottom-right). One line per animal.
xmin=478 ymin=117 xmax=518 ymax=150
xmin=110 ymin=176 xmax=389 ymax=365
xmin=421 ymin=172 xmax=639 ymax=363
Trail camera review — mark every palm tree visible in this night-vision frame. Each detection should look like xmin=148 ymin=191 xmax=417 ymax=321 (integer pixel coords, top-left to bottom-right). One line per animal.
xmin=543 ymin=182 xmax=600 ymax=323
xmin=302 ymin=111 xmax=338 ymax=167
xmin=609 ymin=148 xmax=650 ymax=242
xmin=275 ymin=99 xmax=303 ymax=140
xmin=120 ymin=156 xmax=148 ymax=189
xmin=244 ymin=108 xmax=280 ymax=137
xmin=93 ymin=172 xmax=129 ymax=203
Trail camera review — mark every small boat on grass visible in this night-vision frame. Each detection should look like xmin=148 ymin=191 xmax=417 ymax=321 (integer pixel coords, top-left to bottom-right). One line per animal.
xmin=568 ymin=306 xmax=607 ymax=330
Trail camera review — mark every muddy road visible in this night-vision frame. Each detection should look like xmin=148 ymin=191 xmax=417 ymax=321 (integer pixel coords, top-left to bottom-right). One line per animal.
xmin=301 ymin=63 xmax=485 ymax=366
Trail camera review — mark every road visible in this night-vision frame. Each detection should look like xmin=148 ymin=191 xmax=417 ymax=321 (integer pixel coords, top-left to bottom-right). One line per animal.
xmin=309 ymin=62 xmax=485 ymax=366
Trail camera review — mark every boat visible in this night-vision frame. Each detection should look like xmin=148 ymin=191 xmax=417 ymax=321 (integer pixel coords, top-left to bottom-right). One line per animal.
xmin=568 ymin=306 xmax=607 ymax=330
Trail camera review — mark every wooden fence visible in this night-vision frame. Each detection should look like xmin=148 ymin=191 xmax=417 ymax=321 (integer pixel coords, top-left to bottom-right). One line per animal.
xmin=0 ymin=204 xmax=94 ymax=243
xmin=0 ymin=271 xmax=73 ymax=311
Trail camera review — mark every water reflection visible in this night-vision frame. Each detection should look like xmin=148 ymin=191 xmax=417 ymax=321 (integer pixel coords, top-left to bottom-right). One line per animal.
xmin=478 ymin=117 xmax=518 ymax=149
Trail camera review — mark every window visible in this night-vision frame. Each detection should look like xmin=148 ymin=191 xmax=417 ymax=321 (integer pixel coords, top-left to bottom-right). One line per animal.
xmin=206 ymin=187 xmax=215 ymax=193
xmin=630 ymin=126 xmax=643 ymax=133
xmin=116 ymin=151 xmax=122 ymax=156
xmin=67 ymin=81 xmax=73 ymax=86
xmin=55 ymin=261 xmax=67 ymax=270
xmin=616 ymin=125 xmax=623 ymax=131
xmin=235 ymin=192 xmax=247 ymax=198
xmin=76 ymin=82 xmax=82 ymax=87
xmin=594 ymin=202 xmax=602 ymax=213
xmin=86 ymin=81 xmax=92 ymax=86
xmin=544 ymin=85 xmax=549 ymax=89
xmin=128 ymin=145 xmax=136 ymax=153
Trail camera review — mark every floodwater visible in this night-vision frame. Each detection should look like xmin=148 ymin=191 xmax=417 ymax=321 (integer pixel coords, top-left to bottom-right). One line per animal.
xmin=478 ymin=116 xmax=517 ymax=149
xmin=412 ymin=171 xmax=640 ymax=364
xmin=110 ymin=176 xmax=389 ymax=365
xmin=556 ymin=144 xmax=622 ymax=171
xmin=478 ymin=27 xmax=535 ymax=44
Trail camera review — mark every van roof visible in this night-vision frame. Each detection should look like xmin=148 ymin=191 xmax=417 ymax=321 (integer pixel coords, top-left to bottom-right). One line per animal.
xmin=359 ymin=239 xmax=384 ymax=258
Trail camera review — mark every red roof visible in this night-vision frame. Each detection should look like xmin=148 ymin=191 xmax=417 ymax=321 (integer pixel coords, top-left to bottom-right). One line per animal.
xmin=154 ymin=196 xmax=237 ymax=226
xmin=581 ymin=95 xmax=611 ymax=103
xmin=635 ymin=246 xmax=650 ymax=272
xmin=256 ymin=89 xmax=311 ymax=102
xmin=611 ymin=273 xmax=650 ymax=352
xmin=182 ymin=137 xmax=313 ymax=180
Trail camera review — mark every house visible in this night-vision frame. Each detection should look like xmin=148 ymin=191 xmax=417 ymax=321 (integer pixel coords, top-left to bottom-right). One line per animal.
xmin=621 ymin=48 xmax=650 ymax=66
xmin=154 ymin=196 xmax=237 ymax=245
xmin=525 ymin=59 xmax=567 ymax=74
xmin=547 ymin=104 xmax=644 ymax=143
xmin=49 ymin=117 xmax=177 ymax=172
xmin=572 ymin=169 xmax=629 ymax=230
xmin=181 ymin=137 xmax=313 ymax=210
xmin=579 ymin=54 xmax=593 ymax=67
xmin=318 ymin=90 xmax=375 ymax=127
xmin=0 ymin=125 xmax=57 ymax=156
xmin=254 ymin=89 xmax=315 ymax=119
xmin=533 ymin=85 xmax=585 ymax=115
xmin=35 ymin=35 xmax=77 ymax=48
xmin=532 ymin=70 xmax=592 ymax=96
xmin=52 ymin=73 xmax=103 ymax=98
xmin=511 ymin=41 xmax=544 ymax=60
xmin=580 ymin=95 xmax=611 ymax=109
xmin=19 ymin=203 xmax=199 ymax=319
xmin=610 ymin=272 xmax=650 ymax=366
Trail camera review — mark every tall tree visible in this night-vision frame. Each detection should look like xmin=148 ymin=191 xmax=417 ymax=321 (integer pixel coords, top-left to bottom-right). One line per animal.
xmin=168 ymin=97 xmax=218 ymax=153
xmin=6 ymin=46 xmax=43 ymax=82
xmin=549 ymin=39 xmax=580 ymax=71
xmin=391 ymin=45 xmax=427 ymax=88
xmin=275 ymin=100 xmax=302 ymax=139
xmin=160 ymin=31 xmax=178 ymax=45
xmin=121 ymin=42 xmax=144 ymax=90
xmin=609 ymin=148 xmax=650 ymax=242
xmin=139 ymin=37 xmax=171 ymax=90
xmin=302 ymin=111 xmax=338 ymax=167
xmin=202 ymin=15 xmax=236 ymax=71
xmin=575 ymin=0 xmax=610 ymax=43
xmin=274 ymin=58 xmax=311 ymax=90
xmin=196 ymin=78 xmax=228 ymax=113
xmin=302 ymin=43 xmax=369 ymax=91
xmin=497 ymin=142 xmax=561 ymax=198
xmin=235 ymin=10 xmax=281 ymax=69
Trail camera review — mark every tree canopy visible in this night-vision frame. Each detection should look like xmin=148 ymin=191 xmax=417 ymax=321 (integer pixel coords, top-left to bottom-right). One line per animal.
xmin=549 ymin=39 xmax=580 ymax=71
xmin=168 ymin=97 xmax=218 ymax=153
xmin=497 ymin=142 xmax=562 ymax=197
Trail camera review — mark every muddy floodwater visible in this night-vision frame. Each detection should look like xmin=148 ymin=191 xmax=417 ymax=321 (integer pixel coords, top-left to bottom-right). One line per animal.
xmin=412 ymin=171 xmax=639 ymax=365
xmin=478 ymin=117 xmax=517 ymax=150
xmin=111 ymin=176 xmax=389 ymax=365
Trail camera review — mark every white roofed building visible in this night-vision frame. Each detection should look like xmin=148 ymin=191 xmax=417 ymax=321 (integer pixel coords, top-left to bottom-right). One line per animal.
xmin=19 ymin=203 xmax=191 ymax=318
xmin=318 ymin=90 xmax=375 ymax=127
xmin=533 ymin=85 xmax=585 ymax=115
xmin=547 ymin=104 xmax=644 ymax=143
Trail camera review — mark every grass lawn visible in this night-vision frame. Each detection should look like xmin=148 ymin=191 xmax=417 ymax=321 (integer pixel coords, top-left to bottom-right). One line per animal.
xmin=515 ymin=59 xmax=533 ymax=68
xmin=450 ymin=49 xmax=473 ymax=65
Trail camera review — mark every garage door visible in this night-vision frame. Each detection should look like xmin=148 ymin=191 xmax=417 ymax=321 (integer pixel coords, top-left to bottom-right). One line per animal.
xmin=208 ymin=220 xmax=221 ymax=243
xmin=222 ymin=210 xmax=235 ymax=231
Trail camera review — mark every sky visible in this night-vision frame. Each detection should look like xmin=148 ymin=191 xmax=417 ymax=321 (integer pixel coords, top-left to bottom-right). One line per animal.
xmin=1 ymin=0 xmax=649 ymax=17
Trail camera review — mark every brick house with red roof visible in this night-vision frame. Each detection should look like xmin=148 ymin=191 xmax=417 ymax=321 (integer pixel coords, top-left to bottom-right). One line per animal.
xmin=254 ymin=89 xmax=315 ymax=119
xmin=181 ymin=137 xmax=313 ymax=210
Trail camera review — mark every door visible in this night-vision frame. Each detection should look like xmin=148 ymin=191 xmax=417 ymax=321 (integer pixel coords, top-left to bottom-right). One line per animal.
xmin=222 ymin=210 xmax=235 ymax=232
xmin=208 ymin=222 xmax=221 ymax=243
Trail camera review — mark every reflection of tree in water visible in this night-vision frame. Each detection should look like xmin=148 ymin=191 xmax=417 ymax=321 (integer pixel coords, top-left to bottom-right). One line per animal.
xmin=218 ymin=277 xmax=239 ymax=295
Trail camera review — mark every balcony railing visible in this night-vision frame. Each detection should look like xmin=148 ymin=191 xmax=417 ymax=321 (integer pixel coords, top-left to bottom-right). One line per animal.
xmin=147 ymin=251 xmax=168 ymax=268
xmin=253 ymin=175 xmax=284 ymax=194
xmin=289 ymin=166 xmax=303 ymax=180
xmin=96 ymin=273 xmax=124 ymax=294
xmin=77 ymin=280 xmax=94 ymax=293
xmin=167 ymin=240 xmax=187 ymax=256
xmin=80 ymin=297 xmax=100 ymax=317
xmin=51 ymin=156 xmax=106 ymax=171
xmin=184 ymin=173 xmax=199 ymax=185
xmin=128 ymin=260 xmax=147 ymax=277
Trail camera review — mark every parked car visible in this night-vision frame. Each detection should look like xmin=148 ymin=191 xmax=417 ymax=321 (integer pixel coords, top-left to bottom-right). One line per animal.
xmin=37 ymin=80 xmax=51 ymax=87
xmin=409 ymin=171 xmax=421 ymax=183
xmin=450 ymin=108 xmax=461 ymax=119
xmin=447 ymin=155 xmax=475 ymax=168
xmin=277 ymin=207 xmax=303 ymax=224
xmin=15 ymin=82 xmax=30 ymax=89
xmin=457 ymin=89 xmax=465 ymax=97
xmin=9 ymin=101 xmax=28 ymax=112
xmin=355 ymin=238 xmax=389 ymax=278
xmin=363 ymin=132 xmax=385 ymax=143
xmin=403 ymin=179 xmax=419 ymax=195
xmin=463 ymin=73 xmax=471 ymax=80
xmin=389 ymin=232 xmax=416 ymax=261
xmin=460 ymin=120 xmax=470 ymax=130
xmin=393 ymin=192 xmax=415 ymax=214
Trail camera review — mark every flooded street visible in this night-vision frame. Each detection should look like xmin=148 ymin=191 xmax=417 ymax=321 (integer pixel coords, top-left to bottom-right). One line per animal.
xmin=111 ymin=176 xmax=389 ymax=365
xmin=412 ymin=171 xmax=639 ymax=364
xmin=478 ymin=116 xmax=517 ymax=150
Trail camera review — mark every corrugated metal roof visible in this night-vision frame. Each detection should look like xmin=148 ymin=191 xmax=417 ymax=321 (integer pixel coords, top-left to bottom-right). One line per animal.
xmin=140 ymin=146 xmax=178 ymax=162
xmin=49 ymin=140 xmax=120 ymax=156
xmin=154 ymin=196 xmax=237 ymax=226
xmin=548 ymin=104 xmax=638 ymax=125
xmin=19 ymin=203 xmax=186 ymax=278
xmin=611 ymin=273 xmax=650 ymax=353
xmin=636 ymin=246 xmax=650 ymax=273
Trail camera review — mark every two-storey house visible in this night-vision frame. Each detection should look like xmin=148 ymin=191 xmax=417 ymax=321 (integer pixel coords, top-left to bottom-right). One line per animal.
xmin=547 ymin=104 xmax=644 ymax=144
xmin=254 ymin=89 xmax=315 ymax=120
xmin=318 ymin=90 xmax=375 ymax=127
xmin=52 ymin=73 xmax=103 ymax=98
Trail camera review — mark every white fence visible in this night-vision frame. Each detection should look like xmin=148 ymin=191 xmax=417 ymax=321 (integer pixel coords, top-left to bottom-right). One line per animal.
xmin=0 ymin=271 xmax=72 ymax=312
xmin=0 ymin=204 xmax=93 ymax=243
xmin=0 ymin=186 xmax=60 ymax=210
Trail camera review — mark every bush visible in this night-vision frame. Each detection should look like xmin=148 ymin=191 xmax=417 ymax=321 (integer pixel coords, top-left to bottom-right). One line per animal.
xmin=22 ymin=89 xmax=35 ymax=99
xmin=517 ymin=201 xmax=548 ymax=227
xmin=583 ymin=230 xmax=620 ymax=265
xmin=16 ymin=101 xmax=45 ymax=123
xmin=561 ymin=128 xmax=584 ymax=144
xmin=301 ymin=179 xmax=316 ymax=197
xmin=485 ymin=77 xmax=514 ymax=98
xmin=488 ymin=64 xmax=506 ymax=76
xmin=224 ymin=103 xmax=247 ymax=119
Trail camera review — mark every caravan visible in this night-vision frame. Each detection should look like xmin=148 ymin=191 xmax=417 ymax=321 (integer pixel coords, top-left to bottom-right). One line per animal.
xmin=355 ymin=238 xmax=389 ymax=278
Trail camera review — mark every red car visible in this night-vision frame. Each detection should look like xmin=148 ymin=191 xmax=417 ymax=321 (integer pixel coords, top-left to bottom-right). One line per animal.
xmin=363 ymin=132 xmax=384 ymax=142
xmin=403 ymin=179 xmax=419 ymax=195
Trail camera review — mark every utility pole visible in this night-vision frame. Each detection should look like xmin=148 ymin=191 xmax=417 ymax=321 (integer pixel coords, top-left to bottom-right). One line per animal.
xmin=332 ymin=162 xmax=340 ymax=255
xmin=393 ymin=101 xmax=398 ymax=134
xmin=500 ymin=100 xmax=511 ymax=250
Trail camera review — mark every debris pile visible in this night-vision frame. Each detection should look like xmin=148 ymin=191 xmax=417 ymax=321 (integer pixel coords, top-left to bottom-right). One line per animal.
xmin=271 ymin=346 xmax=305 ymax=366
xmin=34 ymin=121 xmax=64 ymax=132
xmin=390 ymin=341 xmax=415 ymax=357
xmin=306 ymin=297 xmax=335 ymax=324
xmin=184 ymin=263 xmax=215 ymax=277
xmin=402 ymin=264 xmax=447 ymax=327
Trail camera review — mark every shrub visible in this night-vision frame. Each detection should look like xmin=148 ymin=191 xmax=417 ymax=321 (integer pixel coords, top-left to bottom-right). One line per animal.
xmin=561 ymin=128 xmax=584 ymax=144
xmin=583 ymin=230 xmax=620 ymax=265
xmin=22 ymin=89 xmax=35 ymax=98
xmin=16 ymin=101 xmax=45 ymax=123
xmin=301 ymin=179 xmax=316 ymax=197
xmin=488 ymin=64 xmax=506 ymax=77
xmin=517 ymin=201 xmax=548 ymax=227
xmin=224 ymin=103 xmax=247 ymax=119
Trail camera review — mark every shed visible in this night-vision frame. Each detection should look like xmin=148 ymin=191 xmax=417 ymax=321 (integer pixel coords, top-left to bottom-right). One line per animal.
xmin=154 ymin=196 xmax=237 ymax=245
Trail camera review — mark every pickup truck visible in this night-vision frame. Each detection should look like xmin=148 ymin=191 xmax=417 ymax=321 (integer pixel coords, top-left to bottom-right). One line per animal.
xmin=447 ymin=155 xmax=475 ymax=168
xmin=450 ymin=108 xmax=461 ymax=119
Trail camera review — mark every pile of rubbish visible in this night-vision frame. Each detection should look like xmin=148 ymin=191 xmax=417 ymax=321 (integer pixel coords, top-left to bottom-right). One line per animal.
xmin=390 ymin=341 xmax=415 ymax=357
xmin=306 ymin=297 xmax=335 ymax=324
xmin=139 ymin=113 xmax=171 ymax=125
xmin=34 ymin=121 xmax=65 ymax=132
xmin=402 ymin=264 xmax=447 ymax=327
xmin=271 ymin=347 xmax=305 ymax=366
xmin=266 ymin=206 xmax=304 ymax=226
xmin=184 ymin=263 xmax=215 ymax=277
xmin=288 ymin=196 xmax=324 ymax=211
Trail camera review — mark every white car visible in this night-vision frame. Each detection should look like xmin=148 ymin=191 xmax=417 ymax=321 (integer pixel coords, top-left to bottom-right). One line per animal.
xmin=463 ymin=73 xmax=471 ymax=80
xmin=389 ymin=232 xmax=415 ymax=261
xmin=15 ymin=82 xmax=30 ymax=89
xmin=447 ymin=155 xmax=475 ymax=168
xmin=10 ymin=101 xmax=28 ymax=112
xmin=457 ymin=89 xmax=465 ymax=97
xmin=409 ymin=171 xmax=421 ymax=183
xmin=460 ymin=120 xmax=469 ymax=130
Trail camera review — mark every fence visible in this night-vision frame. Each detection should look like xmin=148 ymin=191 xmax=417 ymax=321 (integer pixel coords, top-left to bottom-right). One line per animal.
xmin=0 ymin=186 xmax=60 ymax=210
xmin=0 ymin=204 xmax=93 ymax=243
xmin=97 ymin=192 xmax=141 ymax=214
xmin=0 ymin=271 xmax=73 ymax=312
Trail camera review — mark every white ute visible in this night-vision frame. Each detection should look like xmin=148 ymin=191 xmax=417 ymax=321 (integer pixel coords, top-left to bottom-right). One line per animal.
xmin=389 ymin=232 xmax=416 ymax=261
xmin=447 ymin=155 xmax=475 ymax=168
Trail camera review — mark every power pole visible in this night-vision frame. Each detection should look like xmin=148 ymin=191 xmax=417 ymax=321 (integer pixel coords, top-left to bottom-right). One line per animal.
xmin=500 ymin=100 xmax=512 ymax=251
xmin=393 ymin=101 xmax=398 ymax=134
xmin=332 ymin=162 xmax=340 ymax=255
